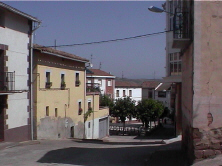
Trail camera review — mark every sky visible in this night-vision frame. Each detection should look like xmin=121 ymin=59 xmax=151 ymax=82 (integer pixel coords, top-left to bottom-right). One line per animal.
xmin=4 ymin=1 xmax=166 ymax=79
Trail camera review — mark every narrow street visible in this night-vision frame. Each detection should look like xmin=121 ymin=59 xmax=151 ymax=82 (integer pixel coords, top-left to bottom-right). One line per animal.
xmin=0 ymin=125 xmax=187 ymax=166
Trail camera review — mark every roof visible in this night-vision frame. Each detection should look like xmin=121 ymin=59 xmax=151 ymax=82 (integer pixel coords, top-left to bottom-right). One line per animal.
xmin=86 ymin=69 xmax=115 ymax=77
xmin=115 ymin=80 xmax=141 ymax=88
xmin=34 ymin=44 xmax=89 ymax=63
xmin=141 ymin=81 xmax=160 ymax=89
xmin=0 ymin=2 xmax=41 ymax=23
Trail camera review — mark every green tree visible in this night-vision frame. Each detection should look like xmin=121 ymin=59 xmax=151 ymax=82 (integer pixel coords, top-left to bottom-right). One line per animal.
xmin=113 ymin=97 xmax=136 ymax=124
xmin=136 ymin=99 xmax=164 ymax=129
xmin=99 ymin=94 xmax=115 ymax=115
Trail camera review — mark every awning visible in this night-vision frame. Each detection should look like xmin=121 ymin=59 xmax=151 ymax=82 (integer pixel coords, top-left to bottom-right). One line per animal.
xmin=155 ymin=83 xmax=172 ymax=91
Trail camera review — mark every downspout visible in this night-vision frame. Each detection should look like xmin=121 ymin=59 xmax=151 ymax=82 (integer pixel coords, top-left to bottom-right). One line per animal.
xmin=83 ymin=67 xmax=86 ymax=139
xmin=30 ymin=21 xmax=41 ymax=140
xmin=92 ymin=94 xmax=94 ymax=139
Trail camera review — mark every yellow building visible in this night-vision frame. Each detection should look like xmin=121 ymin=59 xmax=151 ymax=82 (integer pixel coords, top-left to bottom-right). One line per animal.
xmin=33 ymin=44 xmax=109 ymax=139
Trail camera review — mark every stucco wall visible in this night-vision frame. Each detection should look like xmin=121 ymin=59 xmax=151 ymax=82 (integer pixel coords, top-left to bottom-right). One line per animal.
xmin=34 ymin=52 xmax=87 ymax=139
xmin=192 ymin=1 xmax=222 ymax=160
xmin=115 ymin=87 xmax=142 ymax=104
xmin=0 ymin=10 xmax=30 ymax=141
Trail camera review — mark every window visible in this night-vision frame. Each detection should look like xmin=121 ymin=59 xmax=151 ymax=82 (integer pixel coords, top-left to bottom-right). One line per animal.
xmin=61 ymin=74 xmax=66 ymax=89
xmin=129 ymin=90 xmax=132 ymax=97
xmin=108 ymin=80 xmax=112 ymax=86
xmin=123 ymin=90 xmax=126 ymax=97
xmin=88 ymin=102 xmax=92 ymax=110
xmin=169 ymin=52 xmax=182 ymax=76
xmin=158 ymin=91 xmax=166 ymax=98
xmin=46 ymin=72 xmax=50 ymax=82
xmin=55 ymin=108 xmax=58 ymax=117
xmin=45 ymin=72 xmax=52 ymax=88
xmin=46 ymin=106 xmax=49 ymax=116
xmin=148 ymin=90 xmax=153 ymax=99
xmin=98 ymin=79 xmax=102 ymax=86
xmin=116 ymin=90 xmax=119 ymax=97
xmin=78 ymin=102 xmax=82 ymax=115
xmin=75 ymin=73 xmax=80 ymax=86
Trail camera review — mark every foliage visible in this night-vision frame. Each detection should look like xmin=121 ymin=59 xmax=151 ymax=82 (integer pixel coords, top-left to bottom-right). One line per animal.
xmin=99 ymin=94 xmax=115 ymax=115
xmin=84 ymin=107 xmax=93 ymax=122
xmin=136 ymin=99 xmax=164 ymax=129
xmin=113 ymin=97 xmax=136 ymax=124
xmin=160 ymin=107 xmax=171 ymax=119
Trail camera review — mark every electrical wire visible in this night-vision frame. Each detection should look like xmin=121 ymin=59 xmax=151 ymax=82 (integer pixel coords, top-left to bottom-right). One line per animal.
xmin=37 ymin=30 xmax=172 ymax=48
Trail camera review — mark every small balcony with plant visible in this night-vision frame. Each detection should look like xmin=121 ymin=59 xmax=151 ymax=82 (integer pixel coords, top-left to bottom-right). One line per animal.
xmin=86 ymin=83 xmax=100 ymax=95
xmin=60 ymin=81 xmax=66 ymax=90
xmin=45 ymin=82 xmax=52 ymax=89
xmin=75 ymin=80 xmax=81 ymax=87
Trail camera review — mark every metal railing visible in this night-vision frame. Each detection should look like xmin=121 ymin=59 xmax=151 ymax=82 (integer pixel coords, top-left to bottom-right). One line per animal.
xmin=86 ymin=83 xmax=101 ymax=93
xmin=173 ymin=7 xmax=190 ymax=39
xmin=0 ymin=72 xmax=15 ymax=91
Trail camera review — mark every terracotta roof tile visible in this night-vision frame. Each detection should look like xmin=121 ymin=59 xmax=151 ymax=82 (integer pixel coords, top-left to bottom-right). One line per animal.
xmin=34 ymin=44 xmax=89 ymax=62
xmin=86 ymin=69 xmax=115 ymax=77
xmin=115 ymin=80 xmax=141 ymax=88
xmin=141 ymin=81 xmax=160 ymax=88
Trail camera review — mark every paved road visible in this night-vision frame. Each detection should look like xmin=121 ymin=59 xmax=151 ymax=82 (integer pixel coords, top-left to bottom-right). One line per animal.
xmin=0 ymin=124 xmax=188 ymax=166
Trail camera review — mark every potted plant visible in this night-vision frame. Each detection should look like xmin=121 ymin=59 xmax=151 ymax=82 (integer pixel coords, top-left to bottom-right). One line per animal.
xmin=78 ymin=108 xmax=83 ymax=115
xmin=75 ymin=80 xmax=81 ymax=86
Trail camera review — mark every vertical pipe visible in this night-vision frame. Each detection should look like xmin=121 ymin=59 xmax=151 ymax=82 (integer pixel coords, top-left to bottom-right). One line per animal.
xmin=30 ymin=21 xmax=41 ymax=140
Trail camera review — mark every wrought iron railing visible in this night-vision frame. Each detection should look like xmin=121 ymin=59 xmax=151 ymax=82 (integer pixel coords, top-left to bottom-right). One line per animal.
xmin=0 ymin=72 xmax=15 ymax=91
xmin=86 ymin=83 xmax=101 ymax=93
xmin=173 ymin=7 xmax=190 ymax=39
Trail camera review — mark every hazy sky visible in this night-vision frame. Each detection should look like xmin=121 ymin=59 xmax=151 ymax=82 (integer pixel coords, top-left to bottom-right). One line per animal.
xmin=5 ymin=1 xmax=166 ymax=79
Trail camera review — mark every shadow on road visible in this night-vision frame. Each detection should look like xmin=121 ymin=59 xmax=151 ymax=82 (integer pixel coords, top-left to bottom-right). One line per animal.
xmin=37 ymin=141 xmax=187 ymax=166
xmin=135 ymin=124 xmax=176 ymax=140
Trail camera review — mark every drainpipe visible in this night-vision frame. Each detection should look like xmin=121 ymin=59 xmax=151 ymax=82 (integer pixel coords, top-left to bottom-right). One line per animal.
xmin=92 ymin=94 xmax=94 ymax=139
xmin=30 ymin=21 xmax=41 ymax=140
xmin=83 ymin=67 xmax=86 ymax=139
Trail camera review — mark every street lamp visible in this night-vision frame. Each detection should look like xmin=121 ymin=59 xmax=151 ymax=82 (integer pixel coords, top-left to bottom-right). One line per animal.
xmin=148 ymin=6 xmax=174 ymax=16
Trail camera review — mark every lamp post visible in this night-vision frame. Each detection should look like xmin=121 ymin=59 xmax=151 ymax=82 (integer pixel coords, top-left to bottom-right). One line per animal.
xmin=148 ymin=6 xmax=174 ymax=15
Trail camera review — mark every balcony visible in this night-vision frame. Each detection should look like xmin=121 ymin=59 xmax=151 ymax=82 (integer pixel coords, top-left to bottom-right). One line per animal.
xmin=45 ymin=82 xmax=52 ymax=89
xmin=172 ymin=8 xmax=191 ymax=49
xmin=75 ymin=80 xmax=81 ymax=87
xmin=86 ymin=83 xmax=100 ymax=95
xmin=60 ymin=82 xmax=66 ymax=90
xmin=0 ymin=72 xmax=15 ymax=92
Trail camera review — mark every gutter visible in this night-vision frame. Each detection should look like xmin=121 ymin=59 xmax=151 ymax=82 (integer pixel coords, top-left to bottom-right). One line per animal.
xmin=30 ymin=21 xmax=41 ymax=140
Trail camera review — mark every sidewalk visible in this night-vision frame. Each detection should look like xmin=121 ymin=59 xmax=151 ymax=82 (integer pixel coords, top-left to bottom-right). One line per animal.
xmin=0 ymin=140 xmax=40 ymax=150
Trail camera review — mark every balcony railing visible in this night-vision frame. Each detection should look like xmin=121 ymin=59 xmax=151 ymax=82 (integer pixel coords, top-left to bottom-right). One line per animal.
xmin=172 ymin=7 xmax=191 ymax=48
xmin=45 ymin=82 xmax=52 ymax=89
xmin=0 ymin=72 xmax=15 ymax=92
xmin=60 ymin=82 xmax=66 ymax=90
xmin=86 ymin=83 xmax=101 ymax=94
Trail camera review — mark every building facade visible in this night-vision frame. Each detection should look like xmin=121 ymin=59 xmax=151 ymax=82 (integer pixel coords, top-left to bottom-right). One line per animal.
xmin=141 ymin=81 xmax=160 ymax=100
xmin=33 ymin=45 xmax=109 ymax=140
xmin=0 ymin=2 xmax=40 ymax=142
xmin=86 ymin=69 xmax=115 ymax=98
xmin=165 ymin=0 xmax=222 ymax=163
xmin=115 ymin=80 xmax=142 ymax=105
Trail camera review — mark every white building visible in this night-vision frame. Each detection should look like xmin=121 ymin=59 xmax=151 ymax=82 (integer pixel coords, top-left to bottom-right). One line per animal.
xmin=0 ymin=2 xmax=41 ymax=142
xmin=86 ymin=69 xmax=115 ymax=98
xmin=115 ymin=80 xmax=142 ymax=105
xmin=154 ymin=82 xmax=172 ymax=110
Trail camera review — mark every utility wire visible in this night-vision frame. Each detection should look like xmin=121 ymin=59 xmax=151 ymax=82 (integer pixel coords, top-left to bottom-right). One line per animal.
xmin=38 ymin=30 xmax=172 ymax=48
